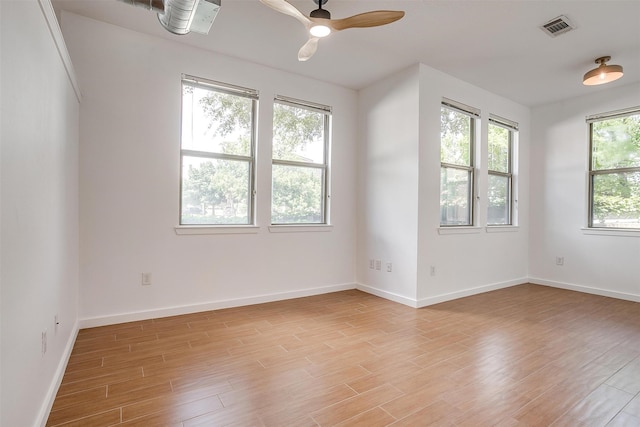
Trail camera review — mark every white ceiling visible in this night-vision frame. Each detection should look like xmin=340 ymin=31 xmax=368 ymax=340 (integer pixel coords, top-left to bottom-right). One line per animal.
xmin=53 ymin=0 xmax=640 ymax=107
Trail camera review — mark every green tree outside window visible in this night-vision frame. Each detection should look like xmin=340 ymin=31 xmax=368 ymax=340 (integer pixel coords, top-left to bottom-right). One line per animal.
xmin=590 ymin=113 xmax=640 ymax=228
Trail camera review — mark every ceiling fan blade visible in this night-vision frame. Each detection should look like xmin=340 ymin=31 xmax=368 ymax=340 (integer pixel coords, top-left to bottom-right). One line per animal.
xmin=298 ymin=37 xmax=320 ymax=61
xmin=259 ymin=0 xmax=311 ymax=28
xmin=328 ymin=10 xmax=405 ymax=31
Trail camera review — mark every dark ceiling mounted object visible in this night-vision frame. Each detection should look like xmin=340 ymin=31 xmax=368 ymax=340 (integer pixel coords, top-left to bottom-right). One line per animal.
xmin=258 ymin=0 xmax=405 ymax=61
xmin=310 ymin=0 xmax=330 ymax=20
xmin=539 ymin=15 xmax=575 ymax=38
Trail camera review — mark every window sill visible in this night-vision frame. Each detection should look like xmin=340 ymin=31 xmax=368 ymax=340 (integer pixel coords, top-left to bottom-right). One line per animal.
xmin=485 ymin=226 xmax=519 ymax=233
xmin=174 ymin=225 xmax=260 ymax=235
xmin=269 ymin=225 xmax=333 ymax=233
xmin=581 ymin=227 xmax=640 ymax=238
xmin=438 ymin=226 xmax=482 ymax=235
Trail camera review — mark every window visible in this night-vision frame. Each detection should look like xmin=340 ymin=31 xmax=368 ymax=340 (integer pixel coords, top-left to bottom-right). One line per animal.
xmin=180 ymin=75 xmax=257 ymax=225
xmin=588 ymin=108 xmax=640 ymax=229
xmin=271 ymin=96 xmax=331 ymax=224
xmin=487 ymin=115 xmax=517 ymax=225
xmin=440 ymin=99 xmax=478 ymax=226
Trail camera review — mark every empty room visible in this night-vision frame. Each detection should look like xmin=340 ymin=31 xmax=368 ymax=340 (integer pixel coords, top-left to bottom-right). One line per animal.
xmin=2 ymin=0 xmax=640 ymax=425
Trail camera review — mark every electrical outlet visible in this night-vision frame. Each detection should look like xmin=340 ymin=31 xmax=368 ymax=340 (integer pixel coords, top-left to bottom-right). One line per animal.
xmin=555 ymin=257 xmax=564 ymax=266
xmin=430 ymin=266 xmax=436 ymax=276
xmin=386 ymin=263 xmax=392 ymax=272
xmin=142 ymin=272 xmax=152 ymax=286
xmin=375 ymin=260 xmax=381 ymax=271
xmin=369 ymin=259 xmax=374 ymax=269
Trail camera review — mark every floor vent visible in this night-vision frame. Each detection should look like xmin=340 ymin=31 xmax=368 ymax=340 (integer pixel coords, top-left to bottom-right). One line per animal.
xmin=540 ymin=15 xmax=574 ymax=37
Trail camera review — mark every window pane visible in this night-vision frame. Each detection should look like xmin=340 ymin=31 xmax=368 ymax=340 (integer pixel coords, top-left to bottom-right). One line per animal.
xmin=272 ymin=103 xmax=325 ymax=164
xmin=181 ymin=156 xmax=250 ymax=225
xmin=272 ymin=164 xmax=323 ymax=224
xmin=488 ymin=174 xmax=510 ymax=225
xmin=592 ymin=171 xmax=640 ymax=228
xmin=592 ymin=114 xmax=640 ymax=171
xmin=440 ymin=167 xmax=471 ymax=225
xmin=441 ymin=107 xmax=471 ymax=166
xmin=181 ymin=84 xmax=252 ymax=156
xmin=488 ymin=124 xmax=510 ymax=173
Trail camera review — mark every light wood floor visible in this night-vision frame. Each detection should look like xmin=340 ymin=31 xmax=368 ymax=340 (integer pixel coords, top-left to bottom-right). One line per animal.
xmin=47 ymin=284 xmax=640 ymax=426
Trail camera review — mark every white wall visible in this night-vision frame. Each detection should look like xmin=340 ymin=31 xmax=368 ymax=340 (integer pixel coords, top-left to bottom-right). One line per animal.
xmin=0 ymin=2 xmax=3 ymax=421
xmin=416 ymin=64 xmax=530 ymax=305
xmin=357 ymin=64 xmax=530 ymax=307
xmin=357 ymin=65 xmax=420 ymax=305
xmin=60 ymin=12 xmax=358 ymax=325
xmin=530 ymin=82 xmax=640 ymax=301
xmin=1 ymin=1 xmax=80 ymax=425
xmin=2 ymin=3 xmax=637 ymax=425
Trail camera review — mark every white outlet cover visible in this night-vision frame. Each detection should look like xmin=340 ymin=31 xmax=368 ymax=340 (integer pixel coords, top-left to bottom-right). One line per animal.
xmin=142 ymin=273 xmax=152 ymax=285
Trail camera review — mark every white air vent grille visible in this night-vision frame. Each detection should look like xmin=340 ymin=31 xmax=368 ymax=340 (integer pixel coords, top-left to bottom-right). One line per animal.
xmin=540 ymin=15 xmax=574 ymax=37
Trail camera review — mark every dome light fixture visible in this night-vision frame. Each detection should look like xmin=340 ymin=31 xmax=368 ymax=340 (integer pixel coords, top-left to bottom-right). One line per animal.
xmin=583 ymin=56 xmax=624 ymax=86
xmin=310 ymin=24 xmax=331 ymax=37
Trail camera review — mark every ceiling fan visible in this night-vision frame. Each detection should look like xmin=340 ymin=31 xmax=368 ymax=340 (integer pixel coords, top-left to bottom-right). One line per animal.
xmin=259 ymin=0 xmax=405 ymax=61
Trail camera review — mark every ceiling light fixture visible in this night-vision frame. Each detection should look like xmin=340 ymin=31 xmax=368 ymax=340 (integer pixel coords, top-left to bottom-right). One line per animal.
xmin=310 ymin=23 xmax=331 ymax=37
xmin=583 ymin=56 xmax=624 ymax=86
xmin=309 ymin=0 xmax=331 ymax=38
xmin=259 ymin=0 xmax=404 ymax=61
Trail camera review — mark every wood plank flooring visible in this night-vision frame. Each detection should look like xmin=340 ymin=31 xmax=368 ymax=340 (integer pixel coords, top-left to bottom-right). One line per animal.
xmin=46 ymin=284 xmax=640 ymax=426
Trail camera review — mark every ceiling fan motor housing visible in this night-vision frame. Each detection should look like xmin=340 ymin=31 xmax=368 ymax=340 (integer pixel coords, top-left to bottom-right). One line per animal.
xmin=258 ymin=0 xmax=405 ymax=61
xmin=310 ymin=8 xmax=330 ymax=19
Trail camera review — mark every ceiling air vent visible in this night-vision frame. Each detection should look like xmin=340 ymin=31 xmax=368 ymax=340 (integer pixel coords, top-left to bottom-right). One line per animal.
xmin=540 ymin=15 xmax=574 ymax=37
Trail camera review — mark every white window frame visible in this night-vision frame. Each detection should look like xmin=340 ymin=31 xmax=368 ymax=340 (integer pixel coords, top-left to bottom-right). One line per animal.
xmin=271 ymin=95 xmax=331 ymax=226
xmin=587 ymin=106 xmax=640 ymax=231
xmin=487 ymin=114 xmax=518 ymax=226
xmin=440 ymin=99 xmax=479 ymax=227
xmin=179 ymin=74 xmax=258 ymax=227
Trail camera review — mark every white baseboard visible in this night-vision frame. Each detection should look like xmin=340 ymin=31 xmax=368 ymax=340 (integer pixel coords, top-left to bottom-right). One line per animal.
xmin=79 ymin=283 xmax=357 ymax=328
xmin=356 ymin=284 xmax=418 ymax=308
xmin=356 ymin=278 xmax=527 ymax=309
xmin=38 ymin=320 xmax=79 ymax=427
xmin=415 ymin=277 xmax=527 ymax=307
xmin=529 ymin=277 xmax=640 ymax=303
xmin=74 ymin=276 xmax=640 ymax=328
